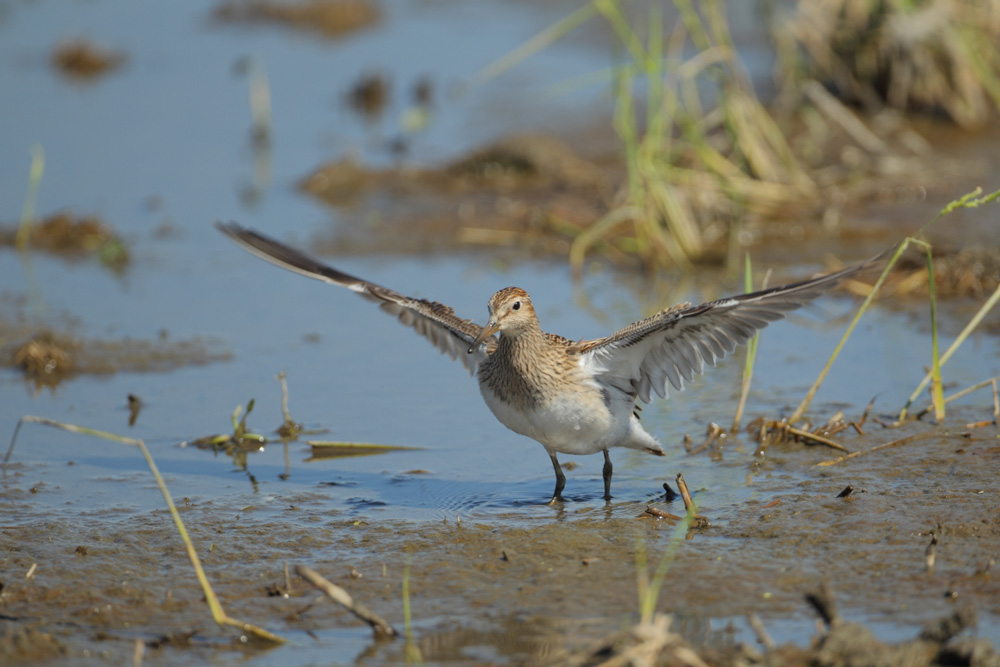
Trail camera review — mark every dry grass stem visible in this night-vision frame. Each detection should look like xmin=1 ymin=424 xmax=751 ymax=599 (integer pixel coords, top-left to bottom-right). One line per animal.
xmin=676 ymin=473 xmax=709 ymax=528
xmin=913 ymin=375 xmax=1000 ymax=421
xmin=644 ymin=506 xmax=682 ymax=521
xmin=3 ymin=416 xmax=286 ymax=643
xmin=815 ymin=431 xmax=939 ymax=468
xmin=295 ymin=565 xmax=398 ymax=638
xmin=780 ymin=0 xmax=1000 ymax=128
xmin=747 ymin=613 xmax=775 ymax=651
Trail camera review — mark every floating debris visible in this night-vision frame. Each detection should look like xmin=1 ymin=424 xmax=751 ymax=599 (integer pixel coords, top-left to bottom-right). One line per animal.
xmin=51 ymin=40 xmax=125 ymax=80
xmin=213 ymin=0 xmax=380 ymax=39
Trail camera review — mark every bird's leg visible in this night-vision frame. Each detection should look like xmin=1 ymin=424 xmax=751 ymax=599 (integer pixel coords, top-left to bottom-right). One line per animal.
xmin=602 ymin=449 xmax=613 ymax=502
xmin=547 ymin=452 xmax=566 ymax=504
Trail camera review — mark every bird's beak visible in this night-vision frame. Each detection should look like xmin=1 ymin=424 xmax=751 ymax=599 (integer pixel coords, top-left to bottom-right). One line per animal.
xmin=468 ymin=319 xmax=500 ymax=354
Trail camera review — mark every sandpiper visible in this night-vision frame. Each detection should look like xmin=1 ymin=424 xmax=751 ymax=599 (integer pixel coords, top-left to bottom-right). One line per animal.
xmin=218 ymin=221 xmax=873 ymax=503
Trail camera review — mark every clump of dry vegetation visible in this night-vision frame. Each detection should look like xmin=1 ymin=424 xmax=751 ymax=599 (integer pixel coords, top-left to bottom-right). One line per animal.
xmin=4 ymin=326 xmax=229 ymax=388
xmin=444 ymin=0 xmax=995 ymax=272
xmin=2 ymin=212 xmax=130 ymax=271
xmin=51 ymin=39 xmax=125 ymax=80
xmin=776 ymin=0 xmax=1000 ymax=129
xmin=213 ymin=0 xmax=380 ymax=39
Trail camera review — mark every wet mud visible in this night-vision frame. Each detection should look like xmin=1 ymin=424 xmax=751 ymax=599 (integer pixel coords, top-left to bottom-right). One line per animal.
xmin=2 ymin=411 xmax=998 ymax=664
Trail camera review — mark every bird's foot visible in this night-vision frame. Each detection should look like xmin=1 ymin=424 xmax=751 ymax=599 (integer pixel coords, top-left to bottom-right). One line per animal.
xmin=547 ymin=494 xmax=565 ymax=506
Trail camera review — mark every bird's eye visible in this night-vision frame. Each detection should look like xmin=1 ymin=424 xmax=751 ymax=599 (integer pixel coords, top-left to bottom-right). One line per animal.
xmin=512 ymin=301 xmax=521 ymax=311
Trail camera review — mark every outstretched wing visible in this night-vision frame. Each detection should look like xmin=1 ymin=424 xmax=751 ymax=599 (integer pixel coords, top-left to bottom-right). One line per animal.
xmin=216 ymin=222 xmax=494 ymax=374
xmin=579 ymin=259 xmax=877 ymax=403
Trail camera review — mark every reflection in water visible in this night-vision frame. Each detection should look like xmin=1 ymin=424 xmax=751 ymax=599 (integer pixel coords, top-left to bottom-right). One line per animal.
xmin=352 ymin=613 xmax=578 ymax=664
xmin=233 ymin=56 xmax=273 ymax=207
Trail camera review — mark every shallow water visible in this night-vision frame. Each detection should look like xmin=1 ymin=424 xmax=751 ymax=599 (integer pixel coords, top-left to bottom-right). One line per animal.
xmin=2 ymin=1 xmax=1000 ymax=665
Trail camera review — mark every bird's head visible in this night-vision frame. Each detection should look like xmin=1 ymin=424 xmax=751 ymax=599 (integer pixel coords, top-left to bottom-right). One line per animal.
xmin=468 ymin=287 xmax=536 ymax=353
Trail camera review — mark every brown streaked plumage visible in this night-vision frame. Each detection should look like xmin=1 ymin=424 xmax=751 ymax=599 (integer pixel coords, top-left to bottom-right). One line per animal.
xmin=217 ymin=221 xmax=880 ymax=503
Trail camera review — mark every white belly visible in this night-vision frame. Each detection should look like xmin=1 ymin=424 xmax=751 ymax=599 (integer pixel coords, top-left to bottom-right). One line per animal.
xmin=478 ymin=381 xmax=631 ymax=456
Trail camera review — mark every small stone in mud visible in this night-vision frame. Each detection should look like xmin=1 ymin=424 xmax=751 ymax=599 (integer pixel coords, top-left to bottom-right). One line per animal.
xmin=347 ymin=71 xmax=389 ymax=119
xmin=74 ymin=546 xmax=88 ymax=557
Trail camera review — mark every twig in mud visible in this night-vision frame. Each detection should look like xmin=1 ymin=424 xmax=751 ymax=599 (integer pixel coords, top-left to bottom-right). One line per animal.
xmin=836 ymin=485 xmax=854 ymax=498
xmin=687 ymin=422 xmax=725 ymax=456
xmin=805 ymin=581 xmax=840 ymax=628
xmin=749 ymin=418 xmax=851 ymax=454
xmin=644 ymin=506 xmax=682 ymax=521
xmin=747 ymin=613 xmax=775 ymax=650
xmin=815 ymin=430 xmax=939 ymax=467
xmin=676 ymin=473 xmax=695 ymax=512
xmin=783 ymin=424 xmax=849 ymax=452
xmin=295 ymin=564 xmax=398 ymax=639
xmin=3 ymin=416 xmax=285 ymax=643
xmin=676 ymin=474 xmax=710 ymax=528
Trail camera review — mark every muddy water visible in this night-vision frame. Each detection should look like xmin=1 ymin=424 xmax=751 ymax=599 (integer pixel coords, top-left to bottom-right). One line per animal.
xmin=2 ymin=1 xmax=1000 ymax=665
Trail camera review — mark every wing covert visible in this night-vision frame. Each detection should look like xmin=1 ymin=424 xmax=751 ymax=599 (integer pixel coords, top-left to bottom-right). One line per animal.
xmin=579 ymin=258 xmax=877 ymax=403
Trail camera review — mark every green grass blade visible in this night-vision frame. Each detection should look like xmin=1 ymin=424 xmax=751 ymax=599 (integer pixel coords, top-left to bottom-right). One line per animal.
xmin=469 ymin=3 xmax=598 ymax=86
xmin=926 ymin=247 xmax=945 ymax=421
xmin=16 ymin=143 xmax=45 ymax=250
xmin=789 ymin=243 xmax=903 ymax=424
